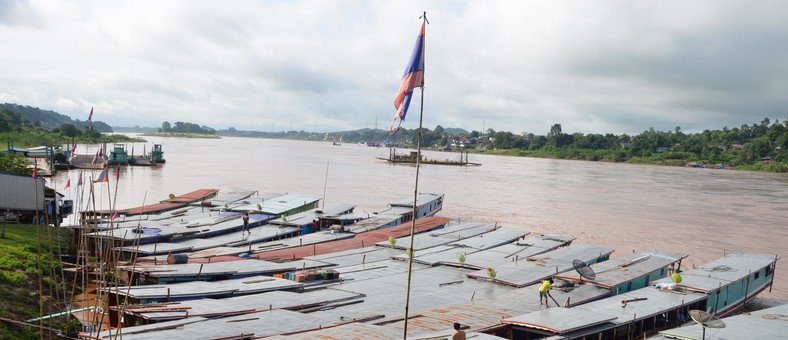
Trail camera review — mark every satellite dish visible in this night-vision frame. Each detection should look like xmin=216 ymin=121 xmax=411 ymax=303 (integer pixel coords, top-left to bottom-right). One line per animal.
xmin=688 ymin=310 xmax=726 ymax=340
xmin=572 ymin=259 xmax=597 ymax=281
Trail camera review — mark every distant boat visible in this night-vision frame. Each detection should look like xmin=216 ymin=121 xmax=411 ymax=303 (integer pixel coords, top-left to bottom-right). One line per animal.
xmin=378 ymin=148 xmax=480 ymax=166
xmin=107 ymin=143 xmax=129 ymax=165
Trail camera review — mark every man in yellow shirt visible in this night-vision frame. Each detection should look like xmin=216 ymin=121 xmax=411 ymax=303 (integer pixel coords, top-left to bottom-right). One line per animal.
xmin=539 ymin=278 xmax=554 ymax=307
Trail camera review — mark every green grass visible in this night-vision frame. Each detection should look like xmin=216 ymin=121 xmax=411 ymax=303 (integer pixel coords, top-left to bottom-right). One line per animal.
xmin=0 ymin=224 xmax=77 ymax=338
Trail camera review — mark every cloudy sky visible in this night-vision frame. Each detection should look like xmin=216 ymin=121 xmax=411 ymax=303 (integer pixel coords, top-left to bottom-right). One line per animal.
xmin=1 ymin=0 xmax=787 ymax=135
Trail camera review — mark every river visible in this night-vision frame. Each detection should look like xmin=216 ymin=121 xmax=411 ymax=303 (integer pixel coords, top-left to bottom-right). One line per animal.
xmin=51 ymin=135 xmax=788 ymax=307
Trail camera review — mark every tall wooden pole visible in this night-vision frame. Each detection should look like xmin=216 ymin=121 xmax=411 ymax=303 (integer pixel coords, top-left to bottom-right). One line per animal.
xmin=402 ymin=11 xmax=428 ymax=339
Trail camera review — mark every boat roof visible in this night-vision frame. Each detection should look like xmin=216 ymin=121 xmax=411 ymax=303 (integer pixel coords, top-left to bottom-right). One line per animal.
xmin=232 ymin=194 xmax=321 ymax=215
xmin=503 ymin=288 xmax=708 ymax=337
xmin=268 ymin=203 xmax=355 ymax=226
xmin=305 ymin=246 xmax=404 ymax=268
xmin=653 ymin=252 xmax=777 ymax=293
xmin=397 ymin=231 xmax=571 ymax=268
xmin=555 ymin=250 xmax=688 ymax=289
xmin=655 ymin=303 xmax=788 ymax=340
xmin=378 ymin=303 xmax=514 ymax=338
xmin=105 ymin=275 xmax=303 ymax=300
xmin=267 ymin=322 xmax=404 ymax=339
xmin=413 ymin=234 xmax=573 ymax=269
xmin=309 ymin=263 xmax=517 ymax=325
xmin=122 ymin=258 xmax=331 ymax=280
xmin=379 ymin=222 xmax=497 ymax=250
xmin=387 ymin=192 xmax=443 ymax=208
xmin=97 ymin=309 xmax=332 ymax=339
xmin=128 ymin=288 xmax=363 ymax=321
xmin=465 ymin=244 xmax=615 ymax=287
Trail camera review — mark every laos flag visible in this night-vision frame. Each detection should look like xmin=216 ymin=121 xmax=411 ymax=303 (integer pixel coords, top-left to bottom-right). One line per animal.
xmin=387 ymin=21 xmax=425 ymax=140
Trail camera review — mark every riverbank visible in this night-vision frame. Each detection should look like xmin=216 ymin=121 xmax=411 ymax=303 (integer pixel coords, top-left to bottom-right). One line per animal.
xmin=0 ymin=224 xmax=78 ymax=339
xmin=141 ymin=132 xmax=221 ymax=139
xmin=465 ymin=147 xmax=788 ymax=172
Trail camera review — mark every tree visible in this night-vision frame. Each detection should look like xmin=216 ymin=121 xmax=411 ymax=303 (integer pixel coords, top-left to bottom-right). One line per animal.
xmin=0 ymin=154 xmax=31 ymax=176
xmin=547 ymin=123 xmax=567 ymax=148
xmin=160 ymin=121 xmax=171 ymax=132
xmin=60 ymin=123 xmax=81 ymax=138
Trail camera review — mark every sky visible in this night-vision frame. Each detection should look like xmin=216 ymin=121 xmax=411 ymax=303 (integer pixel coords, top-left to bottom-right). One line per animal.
xmin=1 ymin=0 xmax=787 ymax=136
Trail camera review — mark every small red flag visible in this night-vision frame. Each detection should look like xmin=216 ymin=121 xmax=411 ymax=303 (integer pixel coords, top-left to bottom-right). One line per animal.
xmin=64 ymin=178 xmax=71 ymax=190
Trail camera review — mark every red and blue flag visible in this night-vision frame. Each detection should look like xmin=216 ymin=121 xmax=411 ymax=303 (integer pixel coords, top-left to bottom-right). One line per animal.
xmin=32 ymin=160 xmax=38 ymax=180
xmin=93 ymin=167 xmax=109 ymax=183
xmin=64 ymin=178 xmax=71 ymax=190
xmin=111 ymin=211 xmax=120 ymax=220
xmin=386 ymin=22 xmax=425 ymax=142
xmin=88 ymin=107 xmax=93 ymax=122
xmin=77 ymin=171 xmax=83 ymax=186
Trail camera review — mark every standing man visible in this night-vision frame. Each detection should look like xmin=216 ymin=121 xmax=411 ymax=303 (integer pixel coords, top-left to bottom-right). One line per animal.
xmin=242 ymin=212 xmax=250 ymax=234
xmin=452 ymin=322 xmax=466 ymax=340
xmin=539 ymin=278 xmax=554 ymax=307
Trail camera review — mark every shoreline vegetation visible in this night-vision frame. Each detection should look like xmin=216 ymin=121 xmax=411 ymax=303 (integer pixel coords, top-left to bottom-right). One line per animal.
xmin=466 ymin=147 xmax=788 ymax=172
xmin=0 ymin=225 xmax=78 ymax=338
xmin=141 ymin=132 xmax=221 ymax=139
xmin=2 ymin=104 xmax=786 ymax=172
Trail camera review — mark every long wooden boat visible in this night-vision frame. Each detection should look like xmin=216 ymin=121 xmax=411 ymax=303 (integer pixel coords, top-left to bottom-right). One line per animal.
xmin=497 ymin=252 xmax=779 ymax=339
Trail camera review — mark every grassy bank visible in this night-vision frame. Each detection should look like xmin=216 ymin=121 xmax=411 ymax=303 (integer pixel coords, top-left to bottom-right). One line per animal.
xmin=467 ymin=147 xmax=787 ymax=172
xmin=0 ymin=224 xmax=78 ymax=339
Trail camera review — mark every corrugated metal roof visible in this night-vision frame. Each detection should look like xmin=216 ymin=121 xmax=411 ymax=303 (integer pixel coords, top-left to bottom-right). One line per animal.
xmin=653 ymin=252 xmax=777 ymax=292
xmin=379 ymin=304 xmax=509 ymax=337
xmin=105 ymin=275 xmax=303 ymax=300
xmin=233 ymin=194 xmax=321 ymax=215
xmin=503 ymin=308 xmax=617 ymax=333
xmin=101 ymin=309 xmax=332 ymax=339
xmin=94 ymin=317 xmax=209 ymax=338
xmin=122 ymin=258 xmax=332 ymax=280
xmin=504 ymin=287 xmax=709 ymax=337
xmin=133 ymin=289 xmax=363 ymax=321
xmin=391 ymin=227 xmax=529 ymax=264
xmin=388 ymin=192 xmax=443 ymax=208
xmin=267 ymin=322 xmax=404 ymax=339
xmin=555 ymin=250 xmax=687 ymax=289
xmin=309 ymin=264 xmax=517 ymax=325
xmin=379 ymin=222 xmax=496 ymax=250
xmin=306 ymin=246 xmax=404 ymax=268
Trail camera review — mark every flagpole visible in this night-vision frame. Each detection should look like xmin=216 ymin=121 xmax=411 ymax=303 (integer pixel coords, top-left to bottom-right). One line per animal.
xmin=402 ymin=11 xmax=428 ymax=339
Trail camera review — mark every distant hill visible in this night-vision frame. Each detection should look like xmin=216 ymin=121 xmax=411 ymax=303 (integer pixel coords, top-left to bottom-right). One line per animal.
xmin=0 ymin=103 xmax=113 ymax=132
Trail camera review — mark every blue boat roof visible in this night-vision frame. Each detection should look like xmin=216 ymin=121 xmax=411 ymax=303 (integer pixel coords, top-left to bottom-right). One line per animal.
xmin=656 ymin=303 xmax=788 ymax=339
xmin=653 ymin=252 xmax=777 ymax=292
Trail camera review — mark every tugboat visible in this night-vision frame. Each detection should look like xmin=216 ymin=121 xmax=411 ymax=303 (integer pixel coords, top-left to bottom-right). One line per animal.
xmin=107 ymin=144 xmax=129 ymax=165
xmin=128 ymin=143 xmax=165 ymax=166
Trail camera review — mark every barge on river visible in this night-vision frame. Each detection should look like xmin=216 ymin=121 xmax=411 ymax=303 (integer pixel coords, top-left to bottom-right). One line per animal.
xmin=378 ymin=148 xmax=480 ymax=166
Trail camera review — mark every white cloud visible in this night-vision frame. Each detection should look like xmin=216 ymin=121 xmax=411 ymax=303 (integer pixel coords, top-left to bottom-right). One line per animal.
xmin=1 ymin=0 xmax=787 ymax=135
